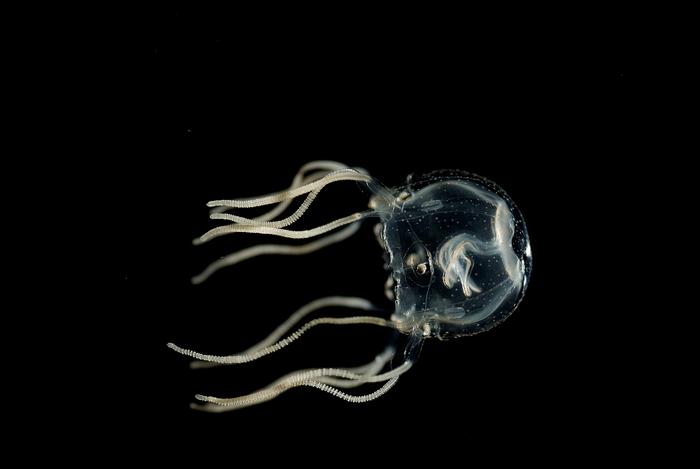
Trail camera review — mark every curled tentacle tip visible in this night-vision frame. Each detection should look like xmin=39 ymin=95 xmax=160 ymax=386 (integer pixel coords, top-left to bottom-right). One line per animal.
xmin=166 ymin=342 xmax=177 ymax=350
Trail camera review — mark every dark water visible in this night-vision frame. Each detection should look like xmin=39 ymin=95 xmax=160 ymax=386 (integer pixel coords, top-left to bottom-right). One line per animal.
xmin=113 ymin=6 xmax=644 ymax=462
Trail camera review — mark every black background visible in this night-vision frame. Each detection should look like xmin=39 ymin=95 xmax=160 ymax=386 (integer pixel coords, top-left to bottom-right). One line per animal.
xmin=118 ymin=7 xmax=641 ymax=461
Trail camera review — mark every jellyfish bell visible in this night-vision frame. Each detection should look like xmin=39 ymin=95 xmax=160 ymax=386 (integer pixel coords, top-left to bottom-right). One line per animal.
xmin=168 ymin=161 xmax=531 ymax=411
xmin=374 ymin=170 xmax=532 ymax=340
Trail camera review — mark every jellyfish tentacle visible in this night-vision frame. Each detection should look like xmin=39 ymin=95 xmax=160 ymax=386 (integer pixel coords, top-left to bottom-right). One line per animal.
xmin=193 ymin=354 xmax=392 ymax=411
xmin=167 ymin=316 xmax=397 ymax=365
xmin=211 ymin=164 xmax=370 ymax=227
xmin=189 ymin=348 xmax=395 ymax=412
xmin=207 ymin=169 xmax=371 ymax=209
xmin=210 ymin=160 xmax=361 ymax=222
xmin=196 ymin=211 xmax=370 ymax=244
xmin=209 ymin=183 xmax=320 ymax=227
xmin=191 ymin=221 xmax=362 ymax=284
xmin=190 ymin=352 xmax=411 ymax=412
xmin=189 ymin=296 xmax=380 ymax=369
xmin=191 ymin=379 xmax=400 ymax=412
xmin=302 ymin=375 xmax=402 ymax=404
xmin=195 ymin=167 xmax=375 ymax=245
xmin=199 ymin=349 xmax=399 ymax=404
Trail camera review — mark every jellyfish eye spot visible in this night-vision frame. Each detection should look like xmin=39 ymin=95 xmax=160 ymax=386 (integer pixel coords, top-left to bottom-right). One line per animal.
xmin=396 ymin=191 xmax=411 ymax=202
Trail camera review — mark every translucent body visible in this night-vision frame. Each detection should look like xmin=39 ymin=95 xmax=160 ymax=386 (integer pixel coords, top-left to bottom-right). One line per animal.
xmin=375 ymin=170 xmax=531 ymax=339
xmin=169 ymin=163 xmax=532 ymax=411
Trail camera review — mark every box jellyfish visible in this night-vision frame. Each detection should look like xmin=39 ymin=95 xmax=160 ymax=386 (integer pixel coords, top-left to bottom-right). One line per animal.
xmin=168 ymin=161 xmax=532 ymax=411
